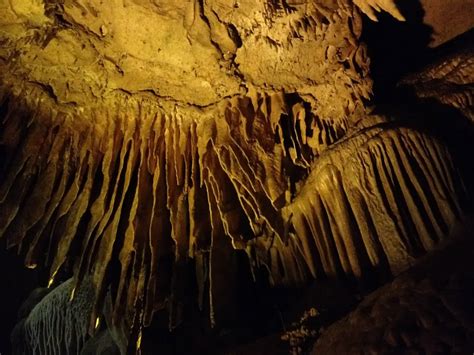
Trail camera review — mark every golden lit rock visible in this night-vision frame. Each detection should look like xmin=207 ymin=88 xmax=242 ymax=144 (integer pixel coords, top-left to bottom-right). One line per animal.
xmin=0 ymin=0 xmax=473 ymax=353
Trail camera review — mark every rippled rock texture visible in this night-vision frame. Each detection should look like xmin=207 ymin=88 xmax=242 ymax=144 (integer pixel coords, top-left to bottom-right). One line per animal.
xmin=0 ymin=0 xmax=473 ymax=353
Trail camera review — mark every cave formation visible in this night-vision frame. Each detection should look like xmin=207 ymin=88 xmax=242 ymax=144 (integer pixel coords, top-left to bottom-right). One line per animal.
xmin=0 ymin=0 xmax=473 ymax=354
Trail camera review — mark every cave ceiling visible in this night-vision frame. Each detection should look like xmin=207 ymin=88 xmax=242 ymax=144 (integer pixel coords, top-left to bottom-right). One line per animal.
xmin=0 ymin=0 xmax=405 ymax=111
xmin=0 ymin=0 xmax=473 ymax=353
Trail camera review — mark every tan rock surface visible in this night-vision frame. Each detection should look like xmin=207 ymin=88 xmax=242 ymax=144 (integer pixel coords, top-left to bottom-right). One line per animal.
xmin=0 ymin=0 xmax=472 ymax=352
xmin=421 ymin=0 xmax=474 ymax=47
xmin=312 ymin=233 xmax=474 ymax=354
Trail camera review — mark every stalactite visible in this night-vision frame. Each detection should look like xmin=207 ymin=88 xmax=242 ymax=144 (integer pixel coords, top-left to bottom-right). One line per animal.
xmin=276 ymin=127 xmax=465 ymax=284
xmin=353 ymin=0 xmax=405 ymax=21
xmin=0 ymin=0 xmax=471 ymax=352
xmin=0 ymin=80 xmax=469 ymax=351
xmin=400 ymin=37 xmax=474 ymax=121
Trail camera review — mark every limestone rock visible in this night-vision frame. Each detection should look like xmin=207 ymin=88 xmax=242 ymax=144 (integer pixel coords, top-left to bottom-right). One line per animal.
xmin=0 ymin=0 xmax=472 ymax=352
xmin=312 ymin=234 xmax=474 ymax=354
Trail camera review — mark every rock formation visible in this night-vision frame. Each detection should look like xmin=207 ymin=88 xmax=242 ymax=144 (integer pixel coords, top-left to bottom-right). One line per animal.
xmin=0 ymin=0 xmax=473 ymax=353
xmin=311 ymin=231 xmax=474 ymax=354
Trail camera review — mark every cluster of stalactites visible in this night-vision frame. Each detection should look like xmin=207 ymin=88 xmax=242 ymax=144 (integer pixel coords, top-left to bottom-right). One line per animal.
xmin=0 ymin=81 xmax=467 ymax=351
xmin=400 ymin=46 xmax=474 ymax=122
xmin=353 ymin=0 xmax=405 ymax=21
xmin=0 ymin=84 xmax=348 ymax=340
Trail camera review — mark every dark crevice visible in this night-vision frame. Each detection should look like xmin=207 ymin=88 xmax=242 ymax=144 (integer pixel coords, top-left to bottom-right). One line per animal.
xmin=227 ymin=24 xmax=242 ymax=48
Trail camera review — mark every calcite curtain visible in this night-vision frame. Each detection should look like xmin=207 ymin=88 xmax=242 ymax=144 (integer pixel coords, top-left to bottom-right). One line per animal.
xmin=0 ymin=0 xmax=471 ymax=352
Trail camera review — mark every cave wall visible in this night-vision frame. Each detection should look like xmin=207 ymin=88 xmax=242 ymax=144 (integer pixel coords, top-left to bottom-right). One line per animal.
xmin=0 ymin=1 xmax=473 ymax=353
xmin=421 ymin=0 xmax=474 ymax=47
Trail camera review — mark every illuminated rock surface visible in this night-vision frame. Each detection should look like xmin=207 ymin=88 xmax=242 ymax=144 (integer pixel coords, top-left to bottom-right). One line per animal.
xmin=0 ymin=0 xmax=473 ymax=353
